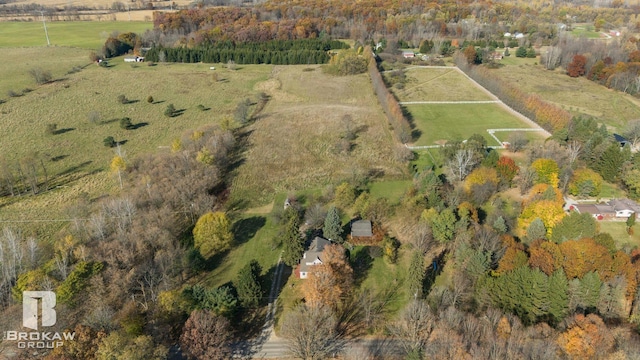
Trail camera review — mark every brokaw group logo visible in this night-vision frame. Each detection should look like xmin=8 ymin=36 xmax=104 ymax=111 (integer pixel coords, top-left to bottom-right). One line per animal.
xmin=3 ymin=291 xmax=75 ymax=349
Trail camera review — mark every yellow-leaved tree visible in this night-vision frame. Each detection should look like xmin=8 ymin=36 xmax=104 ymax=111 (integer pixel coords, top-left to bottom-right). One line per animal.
xmin=193 ymin=212 xmax=233 ymax=258
xmin=110 ymin=155 xmax=126 ymax=189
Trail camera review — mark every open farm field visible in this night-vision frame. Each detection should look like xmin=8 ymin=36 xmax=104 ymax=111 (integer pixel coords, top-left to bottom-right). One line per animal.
xmin=405 ymin=103 xmax=538 ymax=146
xmin=229 ymin=65 xmax=407 ymax=207
xmin=0 ymin=21 xmax=152 ymax=48
xmin=387 ymin=67 xmax=494 ymax=102
xmin=0 ymin=47 xmax=90 ymax=98
xmin=491 ymin=63 xmax=640 ymax=130
xmin=0 ymin=60 xmax=271 ymax=237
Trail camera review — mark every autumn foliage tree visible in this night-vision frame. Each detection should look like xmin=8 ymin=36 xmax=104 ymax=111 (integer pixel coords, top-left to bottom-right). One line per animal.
xmin=531 ymin=158 xmax=560 ymax=188
xmin=302 ymin=244 xmax=353 ymax=309
xmin=567 ymin=54 xmax=587 ymax=77
xmin=557 ymin=314 xmax=614 ymax=359
xmin=193 ymin=211 xmax=233 ymax=258
xmin=568 ymin=168 xmax=603 ymax=198
xmin=495 ymin=156 xmax=519 ymax=185
xmin=180 ymin=309 xmax=232 ymax=360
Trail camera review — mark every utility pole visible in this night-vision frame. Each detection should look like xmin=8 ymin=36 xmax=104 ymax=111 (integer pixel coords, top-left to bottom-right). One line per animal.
xmin=40 ymin=11 xmax=50 ymax=46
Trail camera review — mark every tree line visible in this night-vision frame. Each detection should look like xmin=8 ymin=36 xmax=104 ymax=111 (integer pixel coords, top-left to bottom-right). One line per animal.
xmin=456 ymin=55 xmax=572 ymax=132
xmin=364 ymin=46 xmax=412 ymax=143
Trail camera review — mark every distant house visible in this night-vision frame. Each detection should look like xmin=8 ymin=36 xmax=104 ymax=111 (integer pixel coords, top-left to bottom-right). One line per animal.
xmin=614 ymin=133 xmax=629 ymax=147
xmin=124 ymin=56 xmax=144 ymax=63
xmin=351 ymin=220 xmax=373 ymax=238
xmin=504 ymin=32 xmax=512 ymax=38
xmin=514 ymin=32 xmax=525 ymax=39
xmin=402 ymin=51 xmax=415 ymax=59
xmin=298 ymin=237 xmax=332 ymax=279
xmin=490 ymin=52 xmax=503 ymax=61
xmin=572 ymin=198 xmax=640 ymax=220
xmin=610 ymin=30 xmax=621 ymax=37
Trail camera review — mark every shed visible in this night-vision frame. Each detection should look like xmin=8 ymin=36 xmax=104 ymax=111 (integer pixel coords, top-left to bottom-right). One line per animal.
xmin=351 ymin=220 xmax=373 ymax=238
xmin=402 ymin=51 xmax=415 ymax=58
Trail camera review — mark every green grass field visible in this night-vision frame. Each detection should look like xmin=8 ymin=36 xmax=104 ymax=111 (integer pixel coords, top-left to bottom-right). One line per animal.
xmin=0 ymin=21 xmax=152 ymax=48
xmin=369 ymin=180 xmax=412 ymax=204
xmin=388 ymin=67 xmax=494 ymax=102
xmin=0 ymin=47 xmax=90 ymax=98
xmin=571 ymin=25 xmax=604 ymax=39
xmin=405 ymin=103 xmax=536 ymax=146
xmin=498 ymin=54 xmax=538 ymax=66
xmin=202 ymin=214 xmax=282 ymax=289
xmin=229 ymin=65 xmax=407 ymax=207
xmin=492 ymin=63 xmax=640 ymax=130
xmin=0 ymin=60 xmax=271 ymax=237
xmin=598 ymin=221 xmax=640 ymax=250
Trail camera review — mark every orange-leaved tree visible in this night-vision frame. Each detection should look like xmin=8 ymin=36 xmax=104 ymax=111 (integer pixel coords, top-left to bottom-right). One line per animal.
xmin=302 ymin=244 xmax=353 ymax=309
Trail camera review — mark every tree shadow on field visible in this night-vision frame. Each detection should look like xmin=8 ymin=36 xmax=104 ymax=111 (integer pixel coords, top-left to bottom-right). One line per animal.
xmin=232 ymin=216 xmax=266 ymax=246
xmin=152 ymin=100 xmax=165 ymax=105
xmin=130 ymin=122 xmax=148 ymax=130
xmin=58 ymin=160 xmax=92 ymax=176
xmin=423 ymin=250 xmax=447 ymax=294
xmin=117 ymin=140 xmax=128 ymax=146
xmin=54 ymin=127 xmax=75 ymax=135
xmin=350 ymin=247 xmax=374 ymax=287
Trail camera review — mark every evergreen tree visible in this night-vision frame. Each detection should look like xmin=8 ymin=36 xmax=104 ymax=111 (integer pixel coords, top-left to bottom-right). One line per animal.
xmin=579 ymin=271 xmax=602 ymax=311
xmin=548 ymin=268 xmax=569 ymax=325
xmin=492 ymin=216 xmax=508 ymax=233
xmin=550 ymin=211 xmax=597 ymax=244
xmin=323 ymin=206 xmax=343 ymax=242
xmin=596 ymin=143 xmax=626 ymax=182
xmin=234 ymin=260 xmax=263 ymax=308
xmin=503 ymin=47 xmax=510 ymax=57
xmin=515 ymin=47 xmax=527 ymax=58
xmin=282 ymin=210 xmax=303 ymax=267
xmin=430 ymin=208 xmax=456 ymax=243
xmin=408 ymin=251 xmax=425 ymax=299
xmin=526 ymin=218 xmax=547 ymax=241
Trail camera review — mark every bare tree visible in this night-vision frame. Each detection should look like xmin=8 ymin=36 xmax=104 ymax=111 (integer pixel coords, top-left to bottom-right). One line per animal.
xmin=448 ymin=149 xmax=476 ymax=182
xmin=388 ymin=300 xmax=434 ymax=355
xmin=567 ymin=141 xmax=582 ymax=166
xmin=281 ymin=304 xmax=345 ymax=360
xmin=624 ymin=119 xmax=640 ymax=152
xmin=542 ymin=46 xmax=562 ymax=70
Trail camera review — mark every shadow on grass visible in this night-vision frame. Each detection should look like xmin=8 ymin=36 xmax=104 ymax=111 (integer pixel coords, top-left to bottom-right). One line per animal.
xmin=423 ymin=250 xmax=447 ymax=294
xmin=130 ymin=122 xmax=149 ymax=130
xmin=53 ymin=128 xmax=75 ymax=135
xmin=99 ymin=118 xmax=119 ymax=125
xmin=350 ymin=246 xmax=373 ymax=287
xmin=50 ymin=155 xmax=68 ymax=162
xmin=232 ymin=216 xmax=266 ymax=246
xmin=58 ymin=160 xmax=92 ymax=177
xmin=117 ymin=140 xmax=128 ymax=146
xmin=152 ymin=100 xmax=165 ymax=105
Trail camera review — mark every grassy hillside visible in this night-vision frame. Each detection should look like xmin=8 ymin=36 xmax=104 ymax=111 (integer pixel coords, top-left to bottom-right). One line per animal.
xmin=0 ymin=60 xmax=271 ymax=237
xmin=491 ymin=62 xmax=640 ymax=131
xmin=0 ymin=47 xmax=90 ymax=99
xmin=0 ymin=21 xmax=152 ymax=48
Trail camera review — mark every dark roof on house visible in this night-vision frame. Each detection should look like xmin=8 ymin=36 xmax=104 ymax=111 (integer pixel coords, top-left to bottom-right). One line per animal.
xmin=351 ymin=220 xmax=373 ymax=237
xmin=609 ymin=198 xmax=640 ymax=213
xmin=614 ymin=133 xmax=628 ymax=144
xmin=299 ymin=237 xmax=331 ymax=274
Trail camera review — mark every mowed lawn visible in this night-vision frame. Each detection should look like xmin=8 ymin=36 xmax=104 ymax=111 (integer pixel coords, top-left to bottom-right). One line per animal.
xmin=492 ymin=63 xmax=640 ymax=130
xmin=0 ymin=21 xmax=152 ymax=48
xmin=406 ymin=103 xmax=536 ymax=146
xmin=598 ymin=221 xmax=640 ymax=250
xmin=389 ymin=67 xmax=494 ymax=102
